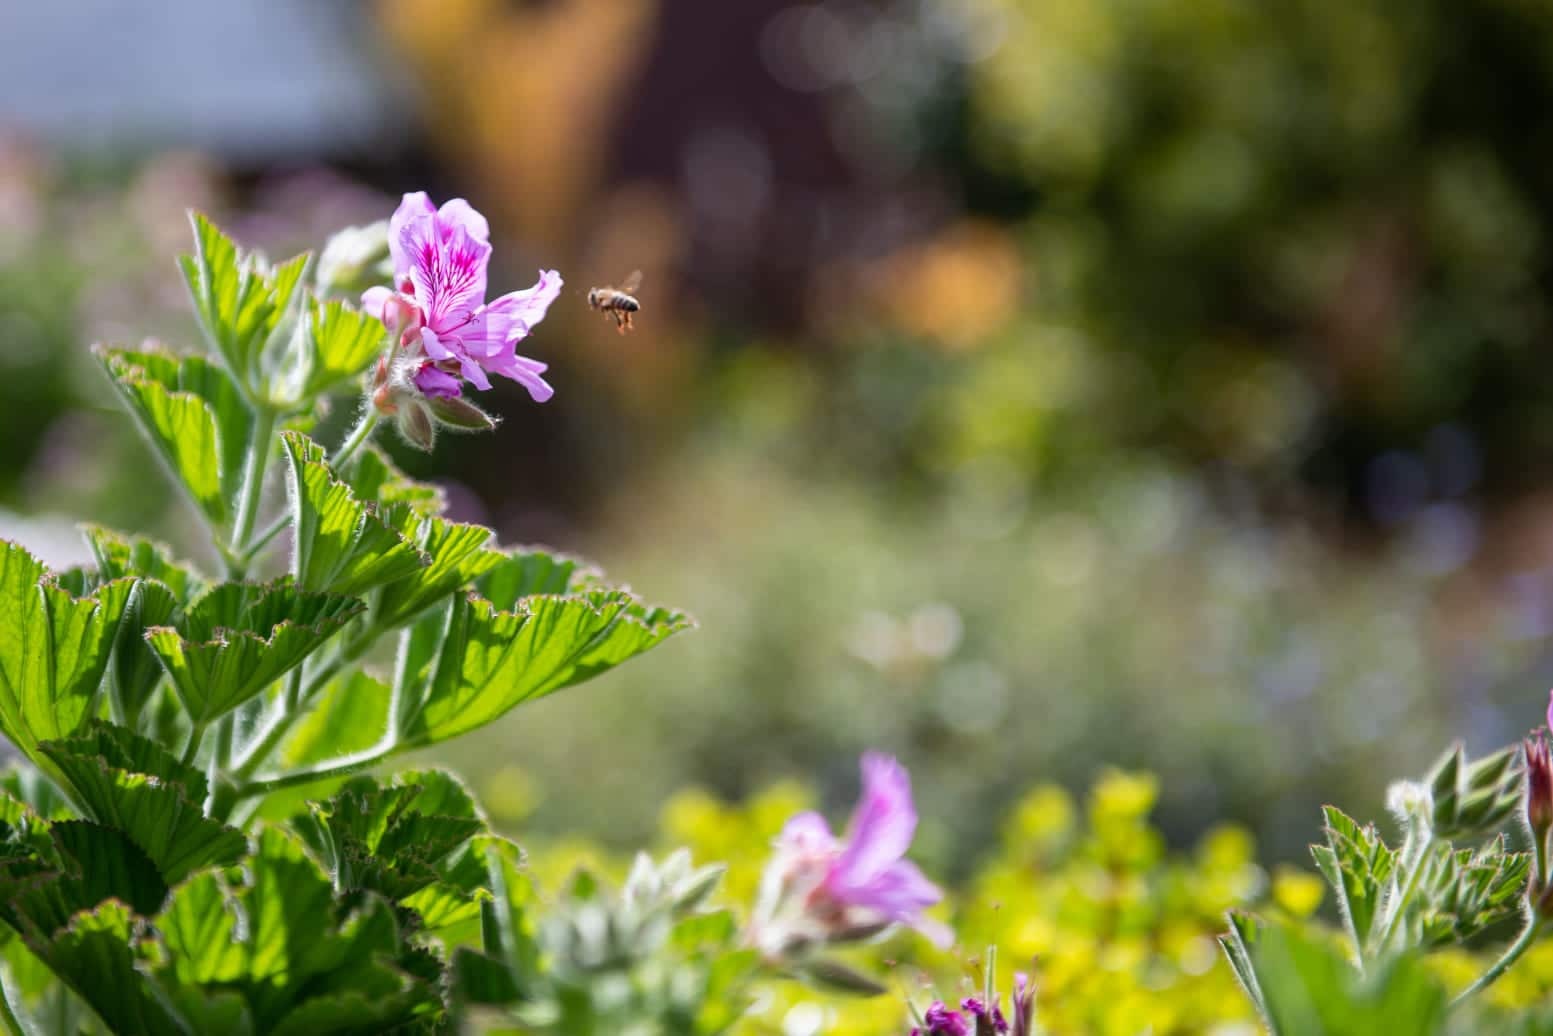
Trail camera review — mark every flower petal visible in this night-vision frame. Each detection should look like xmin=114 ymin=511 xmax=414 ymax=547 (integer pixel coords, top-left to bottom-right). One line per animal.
xmin=778 ymin=811 xmax=839 ymax=856
xmin=362 ymin=285 xmax=395 ymax=323
xmin=832 ymin=753 xmax=917 ymax=887
xmin=477 ymin=270 xmax=564 ymax=342
xmin=415 ymin=364 xmax=462 ymax=399
xmin=484 ymin=349 xmax=554 ymax=402
xmin=436 ymin=198 xmax=490 ymax=243
xmin=388 ymin=192 xmax=437 ymax=278
xmin=402 ymin=216 xmax=491 ymax=334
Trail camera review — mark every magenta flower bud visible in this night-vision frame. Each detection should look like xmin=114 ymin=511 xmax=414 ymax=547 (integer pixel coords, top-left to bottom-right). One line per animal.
xmin=1010 ymin=972 xmax=1035 ymax=1036
xmin=1527 ymin=733 xmax=1553 ymax=840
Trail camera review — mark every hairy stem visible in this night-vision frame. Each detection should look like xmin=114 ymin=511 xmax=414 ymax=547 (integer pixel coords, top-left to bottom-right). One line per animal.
xmin=1451 ymin=917 xmax=1541 ymax=1008
xmin=234 ymin=741 xmax=399 ymax=801
xmin=332 ymin=408 xmax=379 ymax=473
xmin=227 ymin=406 xmax=277 ymax=576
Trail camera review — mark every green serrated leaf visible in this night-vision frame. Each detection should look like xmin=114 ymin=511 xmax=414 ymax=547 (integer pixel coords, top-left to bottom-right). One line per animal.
xmin=153 ymin=826 xmax=441 ymax=1033
xmin=396 ymin=588 xmax=688 ymax=749
xmin=146 ymin=580 xmax=364 ymax=725
xmin=96 ymin=345 xmax=253 ymax=527
xmin=302 ymin=296 xmax=387 ymax=398
xmin=37 ymin=721 xmax=247 ymax=885
xmin=282 ymin=431 xmax=430 ymax=597
xmin=1317 ymin=804 xmax=1395 ymax=958
xmin=181 ymin=213 xmax=309 ymax=395
xmin=0 ymin=542 xmax=137 ymax=776
xmin=289 ymin=770 xmax=486 ymax=902
xmin=82 ymin=524 xmax=204 ymax=602
xmin=475 ymin=548 xmax=606 ymax=603
xmin=372 ymin=516 xmax=503 ymax=629
xmin=348 ymin=446 xmax=446 ymax=518
xmin=17 ymin=900 xmax=186 ymax=1035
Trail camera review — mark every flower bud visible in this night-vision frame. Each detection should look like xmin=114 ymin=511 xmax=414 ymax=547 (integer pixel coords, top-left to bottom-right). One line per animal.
xmin=315 ymin=220 xmax=390 ymax=296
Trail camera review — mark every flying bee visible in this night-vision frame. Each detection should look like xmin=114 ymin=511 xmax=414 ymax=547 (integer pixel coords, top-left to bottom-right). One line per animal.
xmin=588 ymin=270 xmax=643 ymax=334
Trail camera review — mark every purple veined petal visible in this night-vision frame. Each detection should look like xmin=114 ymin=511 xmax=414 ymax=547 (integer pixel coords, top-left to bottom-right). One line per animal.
xmin=778 ymin=811 xmax=839 ymax=856
xmin=362 ymin=285 xmax=395 ymax=322
xmin=402 ymin=217 xmax=492 ymax=334
xmin=436 ymin=198 xmax=490 ymax=243
xmin=831 ymin=753 xmax=918 ymax=888
xmin=389 ymin=192 xmax=437 ymax=278
xmin=415 ymin=363 xmax=462 ymax=399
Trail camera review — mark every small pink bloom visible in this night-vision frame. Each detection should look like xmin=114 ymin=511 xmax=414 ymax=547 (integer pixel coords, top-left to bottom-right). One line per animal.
xmin=774 ymin=752 xmax=949 ymax=946
xmin=362 ymin=192 xmax=561 ymax=402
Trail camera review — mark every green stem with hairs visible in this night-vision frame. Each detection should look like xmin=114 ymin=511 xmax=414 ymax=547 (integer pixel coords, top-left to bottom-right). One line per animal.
xmin=1451 ymin=917 xmax=1541 ymax=1008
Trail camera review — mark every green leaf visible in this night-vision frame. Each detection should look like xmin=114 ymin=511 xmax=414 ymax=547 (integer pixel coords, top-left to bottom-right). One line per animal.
xmin=276 ymin=671 xmax=391 ymax=770
xmin=1312 ymin=805 xmax=1396 ymax=960
xmin=1247 ymin=920 xmax=1448 ymax=1036
xmin=1426 ymin=743 xmax=1521 ymax=840
xmin=371 ymin=515 xmax=503 ymax=630
xmin=398 ymin=588 xmax=690 ymax=749
xmin=348 ymin=446 xmax=446 ymax=518
xmin=1405 ymin=837 xmax=1530 ymax=948
xmin=96 ymin=345 xmax=254 ymax=527
xmin=301 ymin=296 xmax=386 ymax=398
xmin=38 ymin=721 xmax=247 ymax=885
xmin=0 ymin=822 xmax=170 ymax=935
xmin=180 ymin=212 xmax=309 ymax=394
xmin=152 ymin=826 xmax=439 ymax=1033
xmin=17 ymin=900 xmax=186 ymax=1036
xmin=474 ymin=548 xmax=606 ymax=602
xmin=82 ymin=524 xmax=204 ymax=602
xmin=281 ymin=432 xmax=430 ymax=597
xmin=288 ymin=770 xmax=486 ymax=902
xmin=146 ymin=580 xmax=364 ymax=725
xmin=0 ymin=542 xmax=136 ymax=773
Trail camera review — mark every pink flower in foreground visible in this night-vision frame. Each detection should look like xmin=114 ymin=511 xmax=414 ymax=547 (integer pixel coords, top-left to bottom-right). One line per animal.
xmin=765 ymin=752 xmax=949 ymax=949
xmin=363 ymin=192 xmax=561 ymax=403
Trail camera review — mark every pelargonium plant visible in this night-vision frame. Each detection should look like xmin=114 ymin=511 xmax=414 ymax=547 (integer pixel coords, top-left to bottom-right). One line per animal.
xmin=0 ymin=195 xmax=946 ymax=1034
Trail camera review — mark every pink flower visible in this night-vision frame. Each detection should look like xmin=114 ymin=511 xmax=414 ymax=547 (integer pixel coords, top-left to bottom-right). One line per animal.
xmin=773 ymin=752 xmax=949 ymax=947
xmin=362 ymin=192 xmax=561 ymax=402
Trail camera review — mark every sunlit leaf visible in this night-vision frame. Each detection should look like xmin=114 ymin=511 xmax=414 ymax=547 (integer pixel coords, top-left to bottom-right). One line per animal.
xmin=275 ymin=671 xmax=391 ymax=770
xmin=301 ymin=296 xmax=386 ymax=397
xmin=38 ymin=721 xmax=247 ymax=885
xmin=152 ymin=826 xmax=440 ymax=1033
xmin=180 ymin=212 xmax=309 ymax=394
xmin=397 ymin=587 xmax=690 ymax=749
xmin=95 ymin=345 xmax=254 ymax=526
xmin=146 ymin=580 xmax=364 ymax=725
xmin=281 ymin=431 xmax=429 ymax=597
xmin=0 ymin=542 xmax=136 ymax=774
xmin=349 ymin=445 xmax=446 ymax=518
xmin=288 ymin=770 xmax=486 ymax=903
xmin=372 ymin=515 xmax=503 ymax=629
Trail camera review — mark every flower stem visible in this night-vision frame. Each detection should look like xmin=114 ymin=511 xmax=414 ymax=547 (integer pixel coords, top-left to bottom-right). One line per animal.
xmin=1379 ymin=832 xmax=1434 ymax=956
xmin=180 ymin=721 xmax=207 ymax=768
xmin=234 ymin=741 xmax=398 ymax=801
xmin=1451 ymin=917 xmax=1541 ymax=1008
xmin=332 ymin=409 xmax=379 ymax=473
xmin=228 ymin=407 xmax=277 ymax=576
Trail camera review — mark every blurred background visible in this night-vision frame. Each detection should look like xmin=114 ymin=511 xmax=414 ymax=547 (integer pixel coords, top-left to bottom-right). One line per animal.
xmin=4 ymin=0 xmax=1553 ymax=877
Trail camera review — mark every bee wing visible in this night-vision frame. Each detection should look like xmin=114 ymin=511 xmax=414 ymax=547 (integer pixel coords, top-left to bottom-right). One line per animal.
xmin=620 ymin=269 xmax=644 ymax=294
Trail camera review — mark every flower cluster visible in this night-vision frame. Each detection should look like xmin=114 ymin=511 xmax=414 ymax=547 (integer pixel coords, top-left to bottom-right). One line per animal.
xmin=362 ymin=192 xmax=561 ymax=447
xmin=910 ymin=974 xmax=1034 ymax=1036
xmin=753 ymin=752 xmax=949 ymax=960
